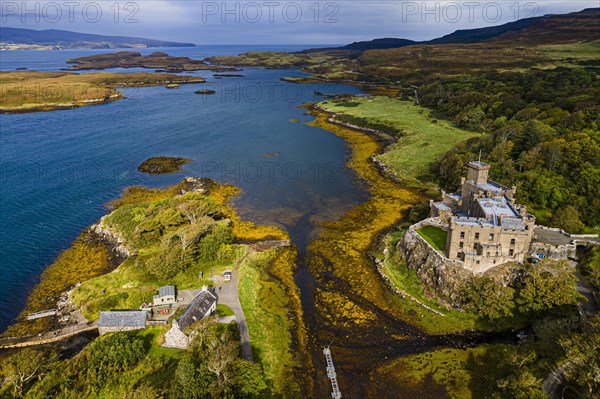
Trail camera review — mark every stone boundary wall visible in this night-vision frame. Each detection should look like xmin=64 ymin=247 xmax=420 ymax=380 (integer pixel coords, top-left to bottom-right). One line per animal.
xmin=375 ymin=257 xmax=446 ymax=317
xmin=530 ymin=242 xmax=577 ymax=260
xmin=408 ymin=218 xmax=463 ymax=267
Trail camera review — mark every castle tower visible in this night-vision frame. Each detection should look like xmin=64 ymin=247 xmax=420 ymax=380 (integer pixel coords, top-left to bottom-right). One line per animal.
xmin=467 ymin=161 xmax=490 ymax=185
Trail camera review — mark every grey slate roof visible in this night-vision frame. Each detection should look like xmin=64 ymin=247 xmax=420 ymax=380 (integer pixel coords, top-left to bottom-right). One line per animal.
xmin=158 ymin=285 xmax=176 ymax=298
xmin=178 ymin=290 xmax=217 ymax=330
xmin=477 ymin=197 xmax=518 ymax=218
xmin=433 ymin=202 xmax=451 ymax=210
xmin=501 ymin=217 xmax=526 ymax=231
xmin=98 ymin=311 xmax=147 ymax=328
xmin=454 ymin=217 xmax=495 ymax=228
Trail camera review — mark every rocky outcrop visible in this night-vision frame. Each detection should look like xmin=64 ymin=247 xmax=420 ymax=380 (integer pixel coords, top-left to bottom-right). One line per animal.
xmin=90 ymin=220 xmax=133 ymax=258
xmin=398 ymin=226 xmax=472 ymax=307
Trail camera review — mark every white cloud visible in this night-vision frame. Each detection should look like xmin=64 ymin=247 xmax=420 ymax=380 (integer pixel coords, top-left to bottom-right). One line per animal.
xmin=1 ymin=0 xmax=597 ymax=44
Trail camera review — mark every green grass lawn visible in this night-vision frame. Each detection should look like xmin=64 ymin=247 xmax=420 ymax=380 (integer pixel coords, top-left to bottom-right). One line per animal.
xmin=417 ymin=225 xmax=448 ymax=251
xmin=319 ymin=97 xmax=478 ymax=184
xmin=216 ymin=304 xmax=235 ymax=317
xmin=238 ymin=250 xmax=303 ymax=398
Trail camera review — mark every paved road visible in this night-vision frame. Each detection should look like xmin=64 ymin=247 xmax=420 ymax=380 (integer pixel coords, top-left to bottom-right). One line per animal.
xmin=216 ymin=270 xmax=253 ymax=362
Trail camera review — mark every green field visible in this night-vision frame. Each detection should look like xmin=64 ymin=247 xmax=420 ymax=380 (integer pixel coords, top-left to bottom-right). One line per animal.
xmin=238 ymin=249 xmax=304 ymax=398
xmin=417 ymin=225 xmax=448 ymax=251
xmin=538 ymin=40 xmax=600 ymax=62
xmin=319 ymin=97 xmax=479 ymax=184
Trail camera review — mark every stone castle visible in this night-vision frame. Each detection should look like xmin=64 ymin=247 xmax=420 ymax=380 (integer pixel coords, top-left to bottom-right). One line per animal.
xmin=429 ymin=161 xmax=535 ymax=273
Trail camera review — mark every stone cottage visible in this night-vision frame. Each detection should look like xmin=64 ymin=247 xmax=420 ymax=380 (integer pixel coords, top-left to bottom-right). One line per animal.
xmin=162 ymin=289 xmax=217 ymax=349
xmin=98 ymin=311 xmax=147 ymax=335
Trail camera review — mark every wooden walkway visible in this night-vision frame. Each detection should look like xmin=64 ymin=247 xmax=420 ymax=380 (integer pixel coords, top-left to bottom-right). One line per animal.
xmin=323 ymin=347 xmax=342 ymax=399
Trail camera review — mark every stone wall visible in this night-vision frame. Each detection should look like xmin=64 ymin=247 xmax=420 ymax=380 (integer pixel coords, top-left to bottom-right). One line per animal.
xmin=162 ymin=321 xmax=189 ymax=349
xmin=530 ymin=242 xmax=576 ymax=260
xmin=398 ymin=225 xmax=472 ymax=307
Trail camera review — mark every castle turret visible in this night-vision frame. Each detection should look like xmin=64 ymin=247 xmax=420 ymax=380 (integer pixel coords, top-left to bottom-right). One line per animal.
xmin=467 ymin=161 xmax=490 ymax=184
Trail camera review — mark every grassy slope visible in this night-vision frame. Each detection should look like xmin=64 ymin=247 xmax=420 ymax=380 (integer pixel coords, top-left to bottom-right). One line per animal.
xmin=320 ymin=96 xmax=478 ymax=183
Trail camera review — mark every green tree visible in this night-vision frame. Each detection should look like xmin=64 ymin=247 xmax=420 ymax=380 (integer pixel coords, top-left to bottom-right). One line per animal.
xmin=460 ymin=277 xmax=515 ymax=320
xmin=232 ymin=360 xmax=267 ymax=398
xmin=551 ymin=205 xmax=583 ymax=233
xmin=579 ymin=247 xmax=600 ymax=290
xmin=516 ymin=260 xmax=581 ymax=313
xmin=0 ymin=348 xmax=55 ymax=397
xmin=494 ymin=350 xmax=546 ymax=399
xmin=559 ymin=316 xmax=600 ymax=398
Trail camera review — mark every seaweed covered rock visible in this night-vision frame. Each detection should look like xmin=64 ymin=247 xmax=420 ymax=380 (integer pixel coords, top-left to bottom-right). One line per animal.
xmin=137 ymin=156 xmax=191 ymax=174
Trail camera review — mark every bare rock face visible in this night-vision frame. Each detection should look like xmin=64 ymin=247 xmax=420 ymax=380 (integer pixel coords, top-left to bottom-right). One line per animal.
xmin=398 ymin=228 xmax=472 ymax=308
xmin=91 ymin=220 xmax=132 ymax=258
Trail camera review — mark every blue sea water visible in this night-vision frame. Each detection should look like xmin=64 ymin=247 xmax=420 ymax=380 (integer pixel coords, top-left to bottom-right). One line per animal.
xmin=0 ymin=46 xmax=367 ymax=332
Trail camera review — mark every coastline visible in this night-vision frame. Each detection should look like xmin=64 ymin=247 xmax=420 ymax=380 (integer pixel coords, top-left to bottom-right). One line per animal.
xmin=1 ymin=178 xmax=310 ymax=397
xmin=0 ymin=71 xmax=205 ymax=114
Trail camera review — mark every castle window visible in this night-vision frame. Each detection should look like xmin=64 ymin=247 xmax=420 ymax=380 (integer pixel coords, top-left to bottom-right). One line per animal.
xmin=473 ymin=243 xmax=478 ymax=250
xmin=459 ymin=241 xmax=464 ymax=249
xmin=487 ymin=252 xmax=490 ymax=257
xmin=475 ymin=232 xmax=480 ymax=240
xmin=509 ymin=249 xmax=514 ymax=256
xmin=510 ymin=238 xmax=516 ymax=246
xmin=489 ymin=233 xmax=495 ymax=241
xmin=460 ymin=232 xmax=465 ymax=239
xmin=476 ymin=260 xmax=480 ymax=265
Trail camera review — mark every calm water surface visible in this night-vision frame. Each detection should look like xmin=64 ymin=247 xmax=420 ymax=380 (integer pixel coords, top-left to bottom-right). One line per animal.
xmin=0 ymin=46 xmax=367 ymax=331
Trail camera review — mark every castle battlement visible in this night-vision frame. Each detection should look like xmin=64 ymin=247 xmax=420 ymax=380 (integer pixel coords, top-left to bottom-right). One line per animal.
xmin=429 ymin=161 xmax=535 ymax=273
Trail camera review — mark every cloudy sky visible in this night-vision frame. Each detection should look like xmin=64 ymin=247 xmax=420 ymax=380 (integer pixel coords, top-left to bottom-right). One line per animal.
xmin=1 ymin=1 xmax=597 ymax=44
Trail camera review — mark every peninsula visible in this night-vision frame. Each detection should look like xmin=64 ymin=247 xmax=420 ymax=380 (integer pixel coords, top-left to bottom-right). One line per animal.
xmin=0 ymin=71 xmax=205 ymax=113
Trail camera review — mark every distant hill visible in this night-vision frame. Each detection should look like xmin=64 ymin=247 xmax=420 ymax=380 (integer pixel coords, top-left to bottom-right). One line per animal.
xmin=339 ymin=38 xmax=417 ymax=52
xmin=0 ymin=27 xmax=195 ymax=49
xmin=319 ymin=8 xmax=599 ymax=52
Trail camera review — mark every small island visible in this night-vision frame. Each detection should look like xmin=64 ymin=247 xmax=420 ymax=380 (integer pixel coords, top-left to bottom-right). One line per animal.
xmin=137 ymin=156 xmax=192 ymax=174
xmin=64 ymin=51 xmax=237 ymax=73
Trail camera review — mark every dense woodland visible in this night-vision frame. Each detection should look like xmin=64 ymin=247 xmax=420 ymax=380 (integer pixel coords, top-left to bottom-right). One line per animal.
xmin=425 ymin=67 xmax=600 ymax=231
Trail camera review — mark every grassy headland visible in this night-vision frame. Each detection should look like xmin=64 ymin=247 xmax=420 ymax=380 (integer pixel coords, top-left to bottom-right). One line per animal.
xmin=0 ymin=71 xmax=205 ymax=113
xmin=318 ymin=96 xmax=478 ymax=184
xmin=2 ymin=178 xmax=307 ymax=398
